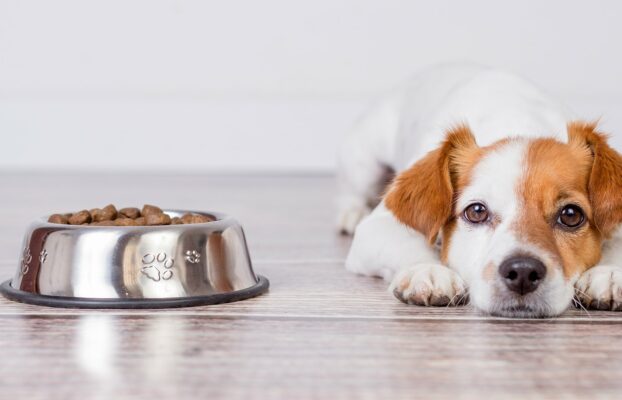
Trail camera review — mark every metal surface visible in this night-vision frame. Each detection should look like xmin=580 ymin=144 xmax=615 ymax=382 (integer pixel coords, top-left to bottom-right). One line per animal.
xmin=2 ymin=210 xmax=267 ymax=307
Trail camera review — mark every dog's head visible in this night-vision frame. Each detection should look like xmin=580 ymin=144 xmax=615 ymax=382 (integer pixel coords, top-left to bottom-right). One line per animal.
xmin=385 ymin=122 xmax=622 ymax=317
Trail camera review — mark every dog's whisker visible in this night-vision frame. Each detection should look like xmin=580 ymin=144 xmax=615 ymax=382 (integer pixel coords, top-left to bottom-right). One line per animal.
xmin=453 ymin=291 xmax=469 ymax=307
xmin=574 ymin=287 xmax=592 ymax=301
xmin=573 ymin=295 xmax=592 ymax=318
xmin=446 ymin=290 xmax=467 ymax=308
xmin=445 ymin=293 xmax=459 ymax=308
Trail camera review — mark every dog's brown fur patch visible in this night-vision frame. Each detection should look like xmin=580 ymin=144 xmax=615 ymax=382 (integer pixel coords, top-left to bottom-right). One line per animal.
xmin=515 ymin=136 xmax=597 ymax=278
xmin=385 ymin=125 xmax=480 ymax=244
xmin=568 ymin=121 xmax=622 ymax=238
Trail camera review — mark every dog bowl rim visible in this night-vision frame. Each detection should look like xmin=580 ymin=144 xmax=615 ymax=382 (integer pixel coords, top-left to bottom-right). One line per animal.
xmin=38 ymin=209 xmax=230 ymax=229
xmin=0 ymin=275 xmax=269 ymax=309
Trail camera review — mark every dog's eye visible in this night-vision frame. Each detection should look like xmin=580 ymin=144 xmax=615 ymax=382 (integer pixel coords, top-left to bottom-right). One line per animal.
xmin=557 ymin=205 xmax=585 ymax=229
xmin=463 ymin=203 xmax=489 ymax=224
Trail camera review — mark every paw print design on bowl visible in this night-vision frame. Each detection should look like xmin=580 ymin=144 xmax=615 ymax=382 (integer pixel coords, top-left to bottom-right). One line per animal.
xmin=141 ymin=252 xmax=174 ymax=282
xmin=184 ymin=250 xmax=200 ymax=264
xmin=20 ymin=247 xmax=32 ymax=275
xmin=39 ymin=249 xmax=48 ymax=264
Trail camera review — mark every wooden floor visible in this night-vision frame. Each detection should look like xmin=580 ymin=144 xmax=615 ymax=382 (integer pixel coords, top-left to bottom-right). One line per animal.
xmin=1 ymin=173 xmax=622 ymax=399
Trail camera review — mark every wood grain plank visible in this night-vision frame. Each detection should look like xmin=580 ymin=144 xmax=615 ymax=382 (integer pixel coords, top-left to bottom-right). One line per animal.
xmin=1 ymin=314 xmax=621 ymax=400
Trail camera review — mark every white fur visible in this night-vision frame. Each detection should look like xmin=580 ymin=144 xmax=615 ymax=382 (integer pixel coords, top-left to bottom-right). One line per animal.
xmin=575 ymin=265 xmax=622 ymax=310
xmin=389 ymin=264 xmax=467 ymax=306
xmin=449 ymin=140 xmax=526 ymax=285
xmin=339 ymin=64 xmax=622 ymax=317
xmin=345 ymin=202 xmax=438 ymax=281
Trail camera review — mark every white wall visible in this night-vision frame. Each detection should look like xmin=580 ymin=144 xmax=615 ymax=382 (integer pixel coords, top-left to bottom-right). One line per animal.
xmin=1 ymin=0 xmax=621 ymax=172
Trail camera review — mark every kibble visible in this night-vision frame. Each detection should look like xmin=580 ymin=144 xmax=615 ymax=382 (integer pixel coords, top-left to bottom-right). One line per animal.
xmin=190 ymin=214 xmax=213 ymax=224
xmin=181 ymin=213 xmax=194 ymax=224
xmin=102 ymin=204 xmax=118 ymax=220
xmin=90 ymin=204 xmax=118 ymax=222
xmin=141 ymin=204 xmax=162 ymax=216
xmin=181 ymin=213 xmax=214 ymax=224
xmin=114 ymin=218 xmax=137 ymax=226
xmin=119 ymin=207 xmax=140 ymax=219
xmin=48 ymin=214 xmax=68 ymax=224
xmin=48 ymin=204 xmax=214 ymax=226
xmin=144 ymin=213 xmax=171 ymax=226
xmin=68 ymin=210 xmax=92 ymax=225
xmin=91 ymin=220 xmax=115 ymax=226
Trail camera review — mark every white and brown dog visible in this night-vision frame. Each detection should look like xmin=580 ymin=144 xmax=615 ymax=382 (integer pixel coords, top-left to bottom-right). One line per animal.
xmin=338 ymin=64 xmax=622 ymax=317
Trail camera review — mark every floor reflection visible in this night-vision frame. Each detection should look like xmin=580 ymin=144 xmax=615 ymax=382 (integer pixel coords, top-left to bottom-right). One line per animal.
xmin=75 ymin=315 xmax=119 ymax=380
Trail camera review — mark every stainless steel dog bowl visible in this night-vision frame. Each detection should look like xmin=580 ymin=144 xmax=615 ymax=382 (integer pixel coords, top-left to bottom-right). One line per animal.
xmin=0 ymin=210 xmax=269 ymax=308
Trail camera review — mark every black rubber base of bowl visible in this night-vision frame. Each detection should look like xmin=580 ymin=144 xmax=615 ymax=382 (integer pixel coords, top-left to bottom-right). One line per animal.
xmin=0 ymin=275 xmax=269 ymax=309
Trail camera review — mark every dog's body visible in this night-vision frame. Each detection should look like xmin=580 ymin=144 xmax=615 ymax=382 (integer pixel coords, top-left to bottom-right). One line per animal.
xmin=338 ymin=64 xmax=622 ymax=317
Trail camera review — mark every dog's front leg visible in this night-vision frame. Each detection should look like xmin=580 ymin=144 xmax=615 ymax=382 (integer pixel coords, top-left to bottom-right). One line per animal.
xmin=346 ymin=203 xmax=468 ymax=306
xmin=575 ymin=228 xmax=622 ymax=310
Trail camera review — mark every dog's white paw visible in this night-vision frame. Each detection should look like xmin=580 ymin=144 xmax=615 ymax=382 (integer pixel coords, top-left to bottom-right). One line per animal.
xmin=389 ymin=264 xmax=468 ymax=306
xmin=575 ymin=265 xmax=622 ymax=311
xmin=337 ymin=204 xmax=371 ymax=235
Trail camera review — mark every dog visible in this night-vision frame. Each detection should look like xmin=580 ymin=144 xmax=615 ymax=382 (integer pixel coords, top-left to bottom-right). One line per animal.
xmin=338 ymin=64 xmax=622 ymax=317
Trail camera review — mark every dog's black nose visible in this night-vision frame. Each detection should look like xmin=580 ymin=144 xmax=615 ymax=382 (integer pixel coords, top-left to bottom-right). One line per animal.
xmin=499 ymin=256 xmax=547 ymax=295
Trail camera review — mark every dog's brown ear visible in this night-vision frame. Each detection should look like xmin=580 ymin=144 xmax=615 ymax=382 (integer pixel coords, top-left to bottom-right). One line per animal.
xmin=568 ymin=121 xmax=622 ymax=238
xmin=385 ymin=125 xmax=478 ymax=244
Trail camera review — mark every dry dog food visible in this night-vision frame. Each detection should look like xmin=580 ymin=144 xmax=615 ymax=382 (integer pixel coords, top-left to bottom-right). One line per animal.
xmin=48 ymin=204 xmax=214 ymax=226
